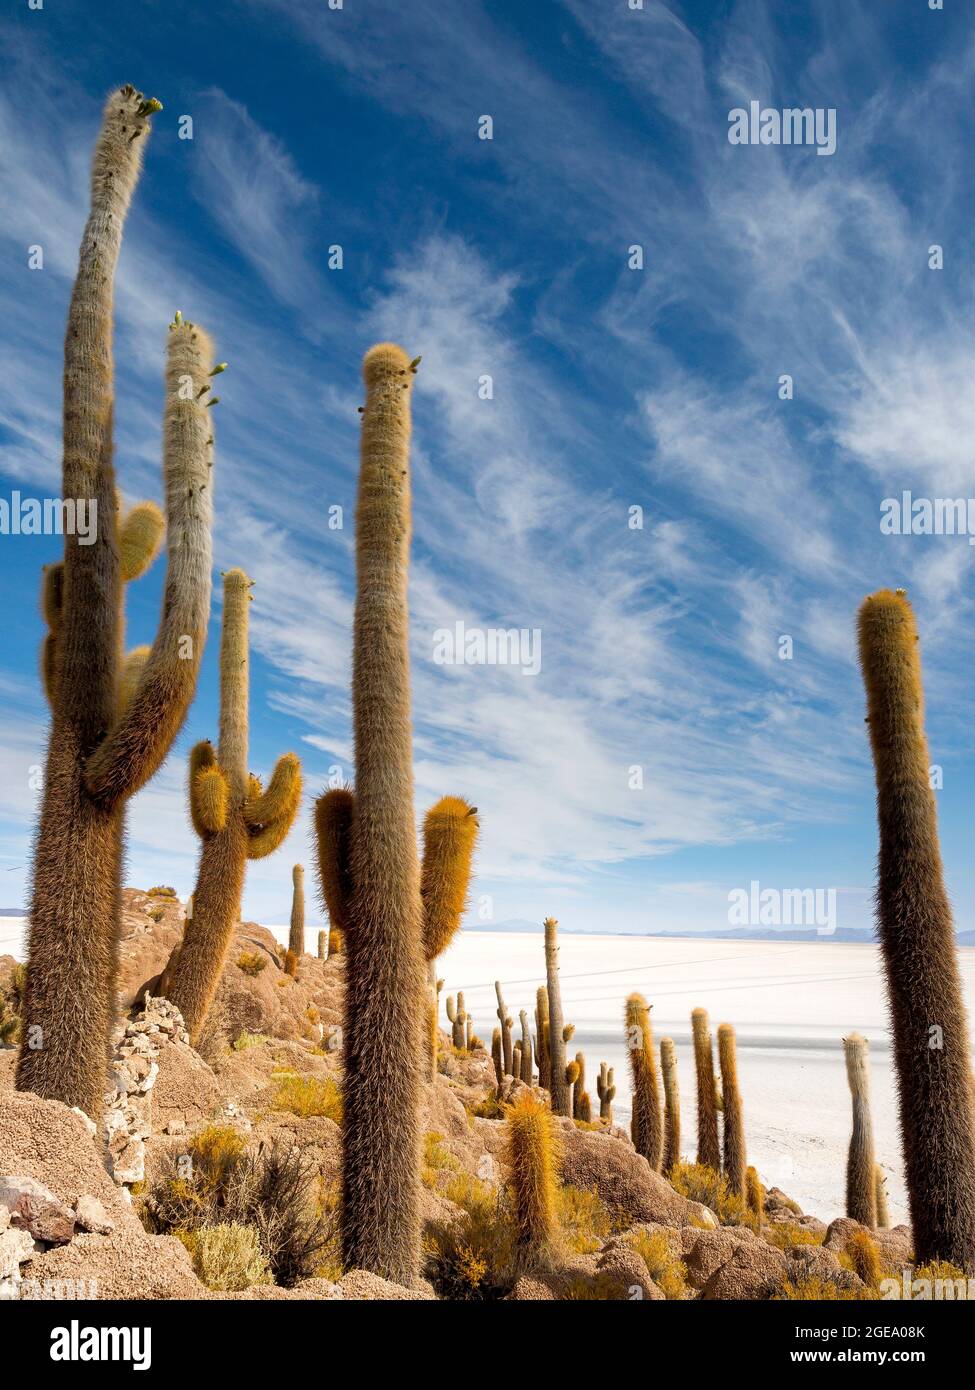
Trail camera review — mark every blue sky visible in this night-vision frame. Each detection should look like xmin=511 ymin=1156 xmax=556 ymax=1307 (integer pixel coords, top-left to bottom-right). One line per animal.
xmin=1 ymin=0 xmax=974 ymax=942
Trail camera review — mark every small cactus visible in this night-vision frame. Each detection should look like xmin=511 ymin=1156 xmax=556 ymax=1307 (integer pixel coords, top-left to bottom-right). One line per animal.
xmin=843 ymin=1032 xmax=878 ymax=1227
xmin=506 ymin=1092 xmax=561 ymax=1266
xmin=691 ymin=1007 xmax=721 ymax=1171
xmin=534 ymin=987 xmax=551 ymax=1093
xmin=717 ymin=1023 xmax=745 ymax=1199
xmin=625 ymin=993 xmax=662 ymax=1170
xmin=746 ymin=1166 xmax=764 ymax=1229
xmin=660 ymin=1037 xmax=680 ymax=1173
xmin=544 ymin=918 xmax=570 ymax=1115
xmin=495 ymin=981 xmax=513 ymax=1077
xmin=597 ymin=1062 xmax=615 ymax=1123
xmin=519 ymin=1009 xmax=533 ymax=1084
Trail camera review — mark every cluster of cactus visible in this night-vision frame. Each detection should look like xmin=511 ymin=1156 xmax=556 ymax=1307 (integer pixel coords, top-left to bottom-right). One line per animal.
xmin=165 ymin=568 xmax=302 ymax=1040
xmin=858 ymin=589 xmax=975 ymax=1269
xmin=17 ymin=89 xmax=220 ymax=1118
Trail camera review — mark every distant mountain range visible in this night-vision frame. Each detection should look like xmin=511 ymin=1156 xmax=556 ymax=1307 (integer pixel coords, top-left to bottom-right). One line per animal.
xmin=469 ymin=919 xmax=975 ymax=947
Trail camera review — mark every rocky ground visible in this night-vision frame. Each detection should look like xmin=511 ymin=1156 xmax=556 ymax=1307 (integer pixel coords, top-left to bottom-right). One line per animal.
xmin=0 ymin=889 xmax=916 ymax=1301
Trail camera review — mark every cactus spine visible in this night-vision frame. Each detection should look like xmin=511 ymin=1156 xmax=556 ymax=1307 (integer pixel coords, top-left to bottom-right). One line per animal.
xmin=597 ymin=1062 xmax=615 ymax=1123
xmin=660 ymin=1037 xmax=680 ymax=1172
xmin=17 ymin=89 xmax=218 ymax=1117
xmin=858 ymin=589 xmax=975 ymax=1269
xmin=507 ymin=1092 xmax=561 ymax=1265
xmin=519 ymin=1010 xmax=533 ymax=1084
xmin=167 ymin=570 xmax=301 ymax=1037
xmin=717 ymin=1023 xmax=745 ymax=1199
xmin=544 ymin=917 xmax=570 ymax=1114
xmin=625 ymin=993 xmax=663 ymax=1169
xmin=691 ymin=1007 xmax=721 ymax=1171
xmin=288 ymin=863 xmax=305 ymax=960
xmin=843 ymin=1032 xmax=878 ymax=1227
xmin=495 ymin=982 xmax=513 ymax=1077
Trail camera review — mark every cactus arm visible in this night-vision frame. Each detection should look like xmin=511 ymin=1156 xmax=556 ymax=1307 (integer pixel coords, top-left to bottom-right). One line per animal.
xmin=118 ymin=500 xmax=165 ymax=581
xmin=188 ymin=740 xmax=217 ymax=836
xmin=83 ymin=321 xmax=217 ymax=804
xmin=314 ymin=787 xmax=355 ymax=936
xmin=244 ymin=752 xmax=302 ymax=826
xmin=117 ymin=644 xmax=151 ymax=716
xmin=420 ymin=796 xmax=478 ymax=961
xmin=193 ymin=765 xmax=229 ymax=837
xmin=244 ymin=787 xmax=301 ymax=859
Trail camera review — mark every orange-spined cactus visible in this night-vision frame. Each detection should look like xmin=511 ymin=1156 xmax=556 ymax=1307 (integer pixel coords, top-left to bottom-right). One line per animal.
xmin=506 ymin=1091 xmax=561 ymax=1266
xmin=626 ymin=993 xmax=662 ymax=1169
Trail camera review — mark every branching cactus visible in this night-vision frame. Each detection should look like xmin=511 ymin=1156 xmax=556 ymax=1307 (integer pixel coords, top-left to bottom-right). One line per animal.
xmin=519 ymin=1009 xmax=533 ymax=1084
xmin=717 ymin=1023 xmax=745 ymax=1199
xmin=507 ymin=1092 xmax=561 ymax=1267
xmin=660 ymin=1037 xmax=681 ymax=1173
xmin=844 ymin=1032 xmax=878 ymax=1227
xmin=535 ymin=986 xmax=551 ymax=1093
xmin=288 ymin=864 xmax=305 ymax=961
xmin=316 ymin=786 xmax=477 ymax=1086
xmin=597 ymin=1062 xmax=615 ymax=1123
xmin=495 ymin=982 xmax=514 ymax=1077
xmin=17 ymin=88 xmax=219 ymax=1118
xmin=166 ymin=569 xmax=302 ymax=1039
xmin=858 ymin=589 xmax=975 ymax=1269
xmin=625 ymin=993 xmax=662 ymax=1169
xmin=544 ymin=917 xmax=571 ymax=1114
xmin=691 ymin=1007 xmax=721 ymax=1171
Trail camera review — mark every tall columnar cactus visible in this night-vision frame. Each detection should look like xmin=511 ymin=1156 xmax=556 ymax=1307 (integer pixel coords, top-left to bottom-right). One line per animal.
xmin=495 ymin=982 xmax=514 ymax=1077
xmin=323 ymin=343 xmax=428 ymax=1285
xmin=660 ymin=1037 xmax=681 ymax=1173
xmin=166 ymin=570 xmax=302 ymax=1038
xmin=858 ymin=589 xmax=975 ymax=1269
xmin=691 ymin=1007 xmax=721 ymax=1171
xmin=507 ymin=1092 xmax=561 ymax=1266
xmin=317 ymin=930 xmax=327 ymax=960
xmin=625 ymin=993 xmax=663 ymax=1169
xmin=288 ymin=864 xmax=305 ymax=960
xmin=843 ymin=1032 xmax=878 ymax=1227
xmin=544 ymin=917 xmax=570 ymax=1114
xmin=597 ymin=1062 xmax=615 ymax=1123
xmin=565 ymin=1058 xmax=580 ymax=1117
xmin=519 ymin=1010 xmax=533 ymax=1084
xmin=535 ymin=987 xmax=551 ymax=1093
xmin=17 ymin=88 xmax=218 ymax=1119
xmin=717 ymin=1023 xmax=745 ymax=1199
xmin=875 ymin=1166 xmax=890 ymax=1231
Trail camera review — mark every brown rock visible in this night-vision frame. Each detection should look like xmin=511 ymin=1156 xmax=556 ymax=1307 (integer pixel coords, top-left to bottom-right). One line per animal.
xmin=700 ymin=1238 xmax=788 ymax=1300
xmin=0 ymin=1176 xmax=75 ymax=1245
xmin=559 ymin=1126 xmax=691 ymax=1227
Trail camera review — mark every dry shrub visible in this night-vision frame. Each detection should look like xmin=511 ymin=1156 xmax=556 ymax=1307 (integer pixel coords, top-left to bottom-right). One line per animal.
xmin=763 ymin=1222 xmax=826 ymax=1251
xmin=271 ymin=1073 xmax=342 ymax=1121
xmin=179 ymin=1222 xmax=269 ymax=1291
xmin=669 ymin=1161 xmax=753 ymax=1228
xmin=627 ymin=1228 xmax=687 ymax=1299
xmin=237 ymin=951 xmax=267 ymax=977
